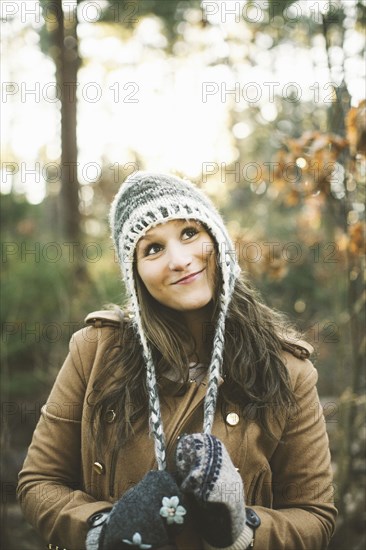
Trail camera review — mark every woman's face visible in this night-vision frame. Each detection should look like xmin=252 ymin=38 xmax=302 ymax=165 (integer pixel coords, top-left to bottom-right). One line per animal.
xmin=136 ymin=219 xmax=216 ymax=313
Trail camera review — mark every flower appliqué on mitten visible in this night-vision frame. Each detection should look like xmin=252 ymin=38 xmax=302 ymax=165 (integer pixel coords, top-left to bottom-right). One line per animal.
xmin=122 ymin=532 xmax=152 ymax=549
xmin=160 ymin=496 xmax=186 ymax=525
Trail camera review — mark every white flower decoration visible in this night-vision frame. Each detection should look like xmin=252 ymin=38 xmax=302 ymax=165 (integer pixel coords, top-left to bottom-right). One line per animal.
xmin=159 ymin=496 xmax=187 ymax=525
xmin=122 ymin=532 xmax=152 ymax=549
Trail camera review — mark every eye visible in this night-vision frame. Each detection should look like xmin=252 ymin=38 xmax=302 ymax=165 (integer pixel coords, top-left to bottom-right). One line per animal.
xmin=144 ymin=243 xmax=163 ymax=256
xmin=182 ymin=226 xmax=199 ymax=240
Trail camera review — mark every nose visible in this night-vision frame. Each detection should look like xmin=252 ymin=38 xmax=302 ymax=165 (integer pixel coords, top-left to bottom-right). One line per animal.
xmin=167 ymin=241 xmax=192 ymax=271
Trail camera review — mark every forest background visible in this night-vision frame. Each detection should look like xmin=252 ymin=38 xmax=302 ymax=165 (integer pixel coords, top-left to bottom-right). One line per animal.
xmin=1 ymin=0 xmax=365 ymax=548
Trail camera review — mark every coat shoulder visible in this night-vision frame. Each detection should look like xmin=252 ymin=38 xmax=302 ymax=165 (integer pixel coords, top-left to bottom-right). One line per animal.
xmin=282 ymin=347 xmax=317 ymax=392
xmin=84 ymin=307 xmax=125 ymax=327
xmin=281 ymin=337 xmax=314 ymax=360
xmin=67 ymin=309 xmax=127 ymax=381
xmin=68 ymin=308 xmax=126 ymax=358
xmin=281 ymin=336 xmax=317 ymax=389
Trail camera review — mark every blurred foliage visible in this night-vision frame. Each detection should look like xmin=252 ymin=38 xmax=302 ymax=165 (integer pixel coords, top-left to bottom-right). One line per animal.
xmin=37 ymin=0 xmax=202 ymax=55
xmin=101 ymin=0 xmax=202 ymax=33
xmin=1 ymin=193 xmax=124 ymax=396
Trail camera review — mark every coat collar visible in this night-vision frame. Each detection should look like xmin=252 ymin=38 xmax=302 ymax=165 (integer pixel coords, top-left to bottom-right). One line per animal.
xmin=158 ymin=368 xmax=224 ymax=396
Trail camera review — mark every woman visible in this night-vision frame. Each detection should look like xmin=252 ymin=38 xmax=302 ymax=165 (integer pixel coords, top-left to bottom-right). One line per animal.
xmin=17 ymin=172 xmax=337 ymax=550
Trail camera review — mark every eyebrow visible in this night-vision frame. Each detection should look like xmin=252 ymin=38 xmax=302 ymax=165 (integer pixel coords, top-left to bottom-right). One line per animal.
xmin=136 ymin=232 xmax=161 ymax=253
xmin=138 ymin=220 xmax=196 ymax=244
xmin=138 ymin=230 xmax=164 ymax=244
xmin=138 ymin=234 xmax=154 ymax=243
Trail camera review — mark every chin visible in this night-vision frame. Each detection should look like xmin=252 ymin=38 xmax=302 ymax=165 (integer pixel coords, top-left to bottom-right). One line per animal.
xmin=157 ymin=290 xmax=214 ymax=312
xmin=174 ymin=297 xmax=213 ymax=312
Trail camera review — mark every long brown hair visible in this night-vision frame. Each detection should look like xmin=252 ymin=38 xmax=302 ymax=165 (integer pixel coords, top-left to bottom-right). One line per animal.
xmin=89 ymin=261 xmax=300 ymax=451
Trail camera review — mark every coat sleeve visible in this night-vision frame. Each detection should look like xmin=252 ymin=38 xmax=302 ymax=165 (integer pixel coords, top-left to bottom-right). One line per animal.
xmin=251 ymin=358 xmax=337 ymax=550
xmin=17 ymin=331 xmax=113 ymax=550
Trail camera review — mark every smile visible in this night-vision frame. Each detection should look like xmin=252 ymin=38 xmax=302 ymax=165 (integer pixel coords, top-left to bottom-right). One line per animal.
xmin=172 ymin=268 xmax=206 ymax=285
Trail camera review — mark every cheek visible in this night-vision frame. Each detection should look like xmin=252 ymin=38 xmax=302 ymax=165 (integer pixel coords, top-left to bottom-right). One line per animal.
xmin=200 ymin=242 xmax=217 ymax=287
xmin=197 ymin=234 xmax=215 ymax=260
xmin=136 ymin=261 xmax=151 ymax=289
xmin=137 ymin=261 xmax=162 ymax=291
xmin=208 ymin=254 xmax=217 ymax=287
xmin=136 ymin=260 xmax=144 ymax=283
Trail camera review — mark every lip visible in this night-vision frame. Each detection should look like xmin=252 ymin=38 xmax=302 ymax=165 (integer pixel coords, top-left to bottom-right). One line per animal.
xmin=172 ymin=268 xmax=205 ymax=285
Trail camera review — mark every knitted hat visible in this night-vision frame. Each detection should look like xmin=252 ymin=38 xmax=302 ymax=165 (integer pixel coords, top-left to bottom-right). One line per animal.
xmin=109 ymin=172 xmax=240 ymax=470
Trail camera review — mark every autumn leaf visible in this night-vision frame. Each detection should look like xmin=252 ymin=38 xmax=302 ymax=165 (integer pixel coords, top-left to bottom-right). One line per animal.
xmin=272 ymin=131 xmax=349 ymax=199
xmin=348 ymin=222 xmax=366 ymax=257
xmin=346 ymin=100 xmax=366 ymax=156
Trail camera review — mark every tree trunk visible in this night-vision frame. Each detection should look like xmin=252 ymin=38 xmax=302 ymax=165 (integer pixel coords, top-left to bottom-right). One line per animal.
xmin=53 ymin=0 xmax=81 ymax=241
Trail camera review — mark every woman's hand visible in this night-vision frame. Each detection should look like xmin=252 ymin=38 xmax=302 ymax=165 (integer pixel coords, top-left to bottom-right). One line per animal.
xmin=86 ymin=470 xmax=186 ymax=550
xmin=175 ymin=433 xmax=254 ymax=549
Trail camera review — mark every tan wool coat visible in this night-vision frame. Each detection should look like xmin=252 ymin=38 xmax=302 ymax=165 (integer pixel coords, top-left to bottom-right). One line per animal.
xmin=17 ymin=311 xmax=337 ymax=550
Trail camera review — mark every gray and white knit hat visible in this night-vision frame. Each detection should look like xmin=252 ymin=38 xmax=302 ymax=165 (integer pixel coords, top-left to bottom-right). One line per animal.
xmin=109 ymin=171 xmax=240 ymax=470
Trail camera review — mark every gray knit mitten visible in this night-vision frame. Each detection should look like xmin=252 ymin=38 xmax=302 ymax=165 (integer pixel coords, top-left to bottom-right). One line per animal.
xmin=86 ymin=470 xmax=186 ymax=550
xmin=175 ymin=434 xmax=253 ymax=549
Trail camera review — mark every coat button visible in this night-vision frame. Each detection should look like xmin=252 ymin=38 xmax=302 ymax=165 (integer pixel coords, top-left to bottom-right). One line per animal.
xmin=226 ymin=412 xmax=240 ymax=426
xmin=88 ymin=511 xmax=110 ymax=528
xmin=105 ymin=409 xmax=116 ymax=423
xmin=93 ymin=461 xmax=105 ymax=475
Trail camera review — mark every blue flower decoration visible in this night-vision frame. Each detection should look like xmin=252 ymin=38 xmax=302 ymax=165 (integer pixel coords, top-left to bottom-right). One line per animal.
xmin=159 ymin=496 xmax=187 ymax=525
xmin=122 ymin=532 xmax=152 ymax=549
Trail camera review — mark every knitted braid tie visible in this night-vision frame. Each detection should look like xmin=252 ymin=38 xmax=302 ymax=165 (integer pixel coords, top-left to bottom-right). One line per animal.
xmin=203 ymin=278 xmax=233 ymax=434
xmin=110 ymin=172 xmax=241 ymax=470
xmin=203 ymin=311 xmax=226 ymax=434
xmin=146 ymin=351 xmax=167 ymax=470
xmin=133 ymin=307 xmax=167 ymax=470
